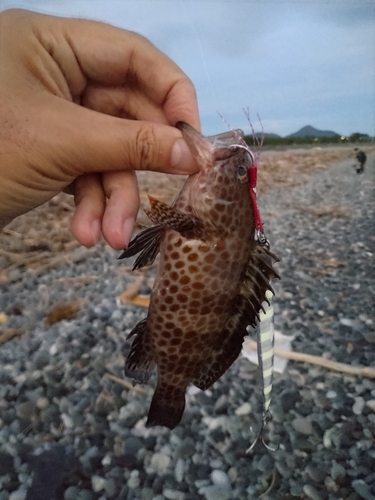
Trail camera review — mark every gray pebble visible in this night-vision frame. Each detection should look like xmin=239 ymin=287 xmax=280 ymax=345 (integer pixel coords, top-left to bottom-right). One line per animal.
xmin=292 ymin=416 xmax=314 ymax=435
xmin=199 ymin=484 xmax=232 ymax=500
xmin=352 ymin=479 xmax=374 ymax=500
xmin=303 ymin=484 xmax=324 ymax=500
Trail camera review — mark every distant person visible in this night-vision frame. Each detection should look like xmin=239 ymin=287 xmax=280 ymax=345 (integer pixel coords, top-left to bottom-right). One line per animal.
xmin=354 ymin=148 xmax=367 ymax=174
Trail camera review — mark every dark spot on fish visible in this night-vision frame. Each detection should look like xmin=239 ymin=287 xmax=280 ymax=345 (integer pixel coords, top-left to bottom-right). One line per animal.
xmin=180 ymin=275 xmax=191 ymax=285
xmin=177 ymin=294 xmax=188 ymax=303
xmin=199 ymin=244 xmax=210 ymax=253
xmin=165 ymin=262 xmax=172 ymax=271
xmin=193 ymin=282 xmax=205 ymax=290
xmin=170 ymin=285 xmax=178 ymax=294
xmin=188 ymin=265 xmax=199 ymax=273
xmin=204 ymin=253 xmax=215 ymax=264
xmin=171 ymin=252 xmax=179 ymax=260
xmin=190 ymin=300 xmax=201 ymax=309
xmin=167 ymin=244 xmax=173 ymax=251
xmin=189 ymin=308 xmax=199 ymax=315
xmin=176 ymin=261 xmax=184 ymax=269
xmin=188 ymin=253 xmax=199 ymax=262
xmin=165 ymin=296 xmax=173 ymax=304
xmin=182 ymin=246 xmax=191 ymax=253
xmin=170 ymin=271 xmax=178 ymax=281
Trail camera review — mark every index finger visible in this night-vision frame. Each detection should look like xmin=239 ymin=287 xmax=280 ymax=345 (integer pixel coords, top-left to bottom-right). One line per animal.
xmin=38 ymin=13 xmax=201 ymax=130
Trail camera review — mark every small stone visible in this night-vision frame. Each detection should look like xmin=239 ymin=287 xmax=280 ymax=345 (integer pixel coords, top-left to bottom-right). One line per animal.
xmin=91 ymin=475 xmax=106 ymax=493
xmin=292 ymin=417 xmax=313 ymax=435
xmin=352 ymin=479 xmax=373 ymax=500
xmin=149 ymin=452 xmax=171 ymax=475
xmin=174 ymin=458 xmax=185 ymax=483
xmin=9 ymin=490 xmax=26 ymax=500
xmin=61 ymin=413 xmax=74 ymax=429
xmin=77 ymin=490 xmax=93 ymax=500
xmin=64 ymin=486 xmax=80 ymax=500
xmin=163 ymin=489 xmax=185 ymax=500
xmin=128 ymin=470 xmax=140 ymax=489
xmin=330 ymin=460 xmax=346 ymax=480
xmin=104 ymin=478 xmax=117 ymax=497
xmin=235 ymin=402 xmax=252 ymax=416
xmin=211 ymin=469 xmax=230 ymax=487
xmin=124 ymin=436 xmax=143 ymax=455
xmin=174 ymin=438 xmax=195 ymax=460
xmin=35 ymin=397 xmax=49 ymax=410
xmin=352 ymin=397 xmax=365 ymax=415
xmin=199 ymin=484 xmax=232 ymax=500
xmin=228 ymin=467 xmax=238 ymax=482
xmin=141 ymin=488 xmax=154 ymax=500
xmin=303 ymin=484 xmax=324 ymax=500
xmin=16 ymin=402 xmax=35 ymax=419
xmin=366 ymin=400 xmax=375 ymax=412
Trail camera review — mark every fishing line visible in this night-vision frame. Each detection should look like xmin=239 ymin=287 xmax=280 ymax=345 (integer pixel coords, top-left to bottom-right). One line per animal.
xmin=179 ymin=0 xmax=224 ymax=124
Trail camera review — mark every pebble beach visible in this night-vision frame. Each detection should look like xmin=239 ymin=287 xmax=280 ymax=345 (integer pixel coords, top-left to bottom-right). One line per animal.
xmin=0 ymin=146 xmax=374 ymax=500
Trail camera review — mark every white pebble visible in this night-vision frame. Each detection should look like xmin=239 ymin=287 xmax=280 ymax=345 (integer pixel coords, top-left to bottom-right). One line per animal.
xmin=91 ymin=475 xmax=106 ymax=492
xmin=35 ymin=397 xmax=49 ymax=410
xmin=174 ymin=458 xmax=185 ymax=483
xmin=211 ymin=469 xmax=230 ymax=487
xmin=352 ymin=396 xmax=365 ymax=415
xmin=9 ymin=490 xmax=27 ymax=500
xmin=149 ymin=452 xmax=171 ymax=475
xmin=128 ymin=470 xmax=140 ymax=489
xmin=235 ymin=402 xmax=252 ymax=416
xmin=61 ymin=413 xmax=74 ymax=429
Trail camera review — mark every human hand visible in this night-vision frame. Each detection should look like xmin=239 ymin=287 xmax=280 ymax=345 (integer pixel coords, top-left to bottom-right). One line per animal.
xmin=0 ymin=9 xmax=200 ymax=249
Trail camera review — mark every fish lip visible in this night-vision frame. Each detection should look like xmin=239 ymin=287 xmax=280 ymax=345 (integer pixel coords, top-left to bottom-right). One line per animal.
xmin=176 ymin=122 xmax=214 ymax=171
xmin=175 ymin=121 xmax=249 ymax=170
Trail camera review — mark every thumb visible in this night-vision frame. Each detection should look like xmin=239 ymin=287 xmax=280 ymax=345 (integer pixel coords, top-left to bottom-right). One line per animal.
xmin=41 ymin=98 xmax=198 ymax=178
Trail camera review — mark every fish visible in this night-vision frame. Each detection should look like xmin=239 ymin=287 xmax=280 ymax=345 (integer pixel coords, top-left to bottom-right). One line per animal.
xmin=119 ymin=121 xmax=279 ymax=430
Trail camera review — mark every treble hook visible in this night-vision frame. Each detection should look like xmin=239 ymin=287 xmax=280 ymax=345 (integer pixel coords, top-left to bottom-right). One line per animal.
xmin=229 ymin=144 xmax=255 ymax=164
xmin=246 ymin=410 xmax=279 ymax=453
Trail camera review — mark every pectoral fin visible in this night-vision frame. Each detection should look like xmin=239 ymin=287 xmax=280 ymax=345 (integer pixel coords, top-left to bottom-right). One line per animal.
xmin=145 ymin=196 xmax=196 ymax=232
xmin=119 ymin=224 xmax=164 ymax=270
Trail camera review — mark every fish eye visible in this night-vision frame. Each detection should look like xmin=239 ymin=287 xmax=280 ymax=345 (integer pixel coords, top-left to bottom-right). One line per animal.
xmin=237 ymin=165 xmax=249 ymax=183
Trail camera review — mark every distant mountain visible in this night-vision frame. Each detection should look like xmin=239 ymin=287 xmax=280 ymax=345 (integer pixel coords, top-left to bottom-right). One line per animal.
xmin=287 ymin=125 xmax=340 ymax=138
xmin=248 ymin=132 xmax=282 ymax=139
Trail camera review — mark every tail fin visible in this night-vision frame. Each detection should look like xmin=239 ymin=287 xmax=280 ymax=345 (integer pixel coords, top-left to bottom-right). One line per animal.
xmin=146 ymin=385 xmax=186 ymax=429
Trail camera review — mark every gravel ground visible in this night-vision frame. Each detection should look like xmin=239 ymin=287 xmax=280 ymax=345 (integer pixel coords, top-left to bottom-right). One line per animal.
xmin=0 ymin=151 xmax=374 ymax=500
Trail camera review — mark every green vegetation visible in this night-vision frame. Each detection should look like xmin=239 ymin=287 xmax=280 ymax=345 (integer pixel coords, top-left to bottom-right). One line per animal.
xmin=244 ymin=132 xmax=373 ymax=147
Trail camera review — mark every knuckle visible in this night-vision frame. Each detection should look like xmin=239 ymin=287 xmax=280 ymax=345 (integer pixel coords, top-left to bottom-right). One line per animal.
xmin=134 ymin=124 xmax=160 ymax=170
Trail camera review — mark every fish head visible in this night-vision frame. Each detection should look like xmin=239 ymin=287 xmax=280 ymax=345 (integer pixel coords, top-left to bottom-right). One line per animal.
xmin=176 ymin=122 xmax=255 ymax=233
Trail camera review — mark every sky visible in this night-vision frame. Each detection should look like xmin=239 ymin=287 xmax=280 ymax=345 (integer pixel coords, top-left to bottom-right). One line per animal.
xmin=1 ymin=0 xmax=374 ymax=137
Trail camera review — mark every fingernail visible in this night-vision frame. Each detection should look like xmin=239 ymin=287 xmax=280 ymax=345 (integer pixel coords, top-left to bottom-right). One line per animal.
xmin=122 ymin=217 xmax=135 ymax=247
xmin=91 ymin=219 xmax=101 ymax=244
xmin=171 ymin=138 xmax=197 ymax=173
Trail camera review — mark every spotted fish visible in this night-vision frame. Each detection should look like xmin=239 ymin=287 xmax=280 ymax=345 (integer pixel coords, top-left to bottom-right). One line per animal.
xmin=119 ymin=122 xmax=279 ymax=429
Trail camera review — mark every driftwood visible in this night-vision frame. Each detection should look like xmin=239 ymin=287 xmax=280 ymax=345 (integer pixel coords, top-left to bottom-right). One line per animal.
xmin=105 ymin=373 xmax=146 ymax=393
xmin=244 ymin=339 xmax=375 ymax=379
xmin=0 ymin=328 xmax=23 ymax=345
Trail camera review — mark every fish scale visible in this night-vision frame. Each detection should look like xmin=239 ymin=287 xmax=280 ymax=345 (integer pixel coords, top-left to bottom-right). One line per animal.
xmin=120 ymin=122 xmax=279 ymax=430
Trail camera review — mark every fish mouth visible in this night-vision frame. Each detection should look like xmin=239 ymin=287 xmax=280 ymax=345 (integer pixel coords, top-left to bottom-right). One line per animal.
xmin=176 ymin=122 xmax=244 ymax=170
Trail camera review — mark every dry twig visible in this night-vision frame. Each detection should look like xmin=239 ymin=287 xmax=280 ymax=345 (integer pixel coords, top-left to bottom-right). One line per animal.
xmin=105 ymin=373 xmax=146 ymax=393
xmin=244 ymin=339 xmax=375 ymax=379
